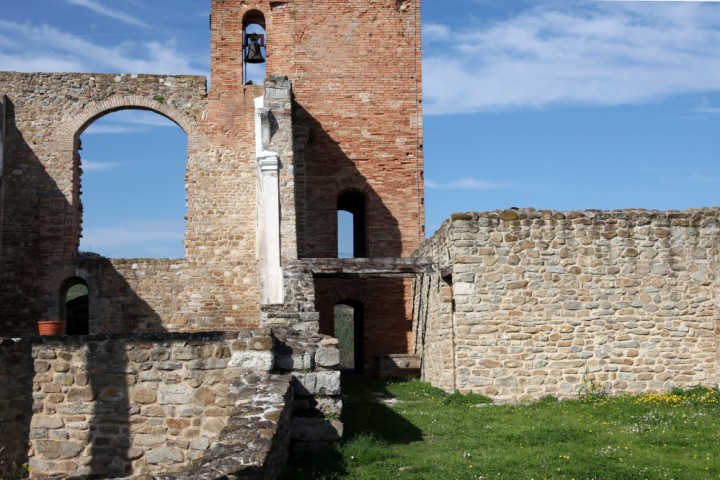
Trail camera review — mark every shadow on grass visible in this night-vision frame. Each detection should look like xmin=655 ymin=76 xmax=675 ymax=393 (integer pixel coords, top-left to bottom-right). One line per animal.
xmin=281 ymin=375 xmax=423 ymax=479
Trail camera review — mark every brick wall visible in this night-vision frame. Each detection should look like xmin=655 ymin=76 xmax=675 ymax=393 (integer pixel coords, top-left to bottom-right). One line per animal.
xmin=414 ymin=209 xmax=720 ymax=402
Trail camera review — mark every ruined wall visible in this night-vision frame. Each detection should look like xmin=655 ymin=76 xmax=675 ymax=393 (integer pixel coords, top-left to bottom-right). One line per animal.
xmin=0 ymin=72 xmax=288 ymax=334
xmin=209 ymin=0 xmax=424 ymax=364
xmin=210 ymin=0 xmax=425 ymax=258
xmin=413 ymin=209 xmax=720 ymax=402
xmin=412 ymin=222 xmax=455 ymax=391
xmin=0 ymin=328 xmax=341 ymax=479
xmin=0 ymin=95 xmax=5 ymax=277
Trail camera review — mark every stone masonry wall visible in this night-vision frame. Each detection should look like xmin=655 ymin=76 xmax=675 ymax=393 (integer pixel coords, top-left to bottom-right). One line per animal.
xmin=0 ymin=94 xmax=5 ymax=278
xmin=0 ymin=327 xmax=341 ymax=479
xmin=413 ymin=209 xmax=720 ymax=402
xmin=0 ymin=72 xmax=296 ymax=335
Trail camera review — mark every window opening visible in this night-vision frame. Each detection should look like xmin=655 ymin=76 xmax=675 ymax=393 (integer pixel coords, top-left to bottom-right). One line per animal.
xmin=334 ymin=300 xmax=364 ymax=373
xmin=243 ymin=11 xmax=266 ymax=85
xmin=78 ymin=109 xmax=187 ymax=258
xmin=63 ymin=278 xmax=89 ymax=335
xmin=337 ymin=191 xmax=367 ymax=258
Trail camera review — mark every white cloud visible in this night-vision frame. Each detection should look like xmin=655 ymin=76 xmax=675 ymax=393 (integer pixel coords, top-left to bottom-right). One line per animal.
xmin=426 ymin=178 xmax=508 ymax=190
xmin=84 ymin=110 xmax=180 ymax=134
xmin=693 ymin=106 xmax=720 ymax=115
xmin=0 ymin=20 xmax=206 ymax=75
xmin=81 ymin=159 xmax=124 ymax=170
xmin=663 ymin=173 xmax=719 ymax=184
xmin=64 ymin=0 xmax=147 ymax=27
xmin=83 ymin=125 xmax=147 ymax=135
xmin=424 ymin=3 xmax=720 ymax=114
xmin=0 ymin=53 xmax=84 ymax=72
xmin=424 ymin=23 xmax=451 ymax=41
xmin=80 ymin=220 xmax=185 ymax=258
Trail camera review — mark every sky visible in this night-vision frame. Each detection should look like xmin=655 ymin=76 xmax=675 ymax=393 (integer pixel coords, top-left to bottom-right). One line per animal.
xmin=3 ymin=0 xmax=720 ymax=257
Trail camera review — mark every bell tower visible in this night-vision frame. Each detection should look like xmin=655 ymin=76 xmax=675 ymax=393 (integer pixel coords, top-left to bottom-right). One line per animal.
xmin=210 ymin=0 xmax=426 ymax=371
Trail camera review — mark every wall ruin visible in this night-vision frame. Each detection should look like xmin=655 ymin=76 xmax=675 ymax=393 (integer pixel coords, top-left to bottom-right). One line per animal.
xmin=0 ymin=73 xmax=293 ymax=335
xmin=413 ymin=208 xmax=720 ymax=402
xmin=0 ymin=328 xmax=341 ymax=479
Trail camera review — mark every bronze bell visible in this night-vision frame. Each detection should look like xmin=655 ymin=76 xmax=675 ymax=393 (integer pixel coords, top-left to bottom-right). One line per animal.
xmin=245 ymin=35 xmax=265 ymax=64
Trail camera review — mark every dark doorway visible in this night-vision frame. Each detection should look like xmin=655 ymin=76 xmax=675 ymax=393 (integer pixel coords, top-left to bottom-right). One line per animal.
xmin=334 ymin=300 xmax=364 ymax=373
xmin=62 ymin=277 xmax=89 ymax=335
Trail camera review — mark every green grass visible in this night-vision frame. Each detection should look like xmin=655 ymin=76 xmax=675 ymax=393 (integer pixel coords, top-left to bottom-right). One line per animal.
xmin=281 ymin=378 xmax=720 ymax=480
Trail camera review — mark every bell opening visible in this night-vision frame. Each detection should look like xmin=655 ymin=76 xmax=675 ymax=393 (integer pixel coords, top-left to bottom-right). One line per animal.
xmin=243 ymin=11 xmax=267 ymax=85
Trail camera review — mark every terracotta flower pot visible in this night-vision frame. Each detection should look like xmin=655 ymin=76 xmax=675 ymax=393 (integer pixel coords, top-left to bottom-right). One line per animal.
xmin=38 ymin=320 xmax=65 ymax=336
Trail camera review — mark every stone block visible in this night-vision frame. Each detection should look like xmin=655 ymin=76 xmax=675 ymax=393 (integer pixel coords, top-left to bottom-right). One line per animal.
xmin=144 ymin=447 xmax=184 ymax=464
xmin=315 ymin=348 xmax=340 ymax=368
xmin=34 ymin=440 xmax=84 ymax=459
xmin=229 ymin=351 xmax=273 ymax=371
xmin=293 ymin=371 xmax=341 ymax=396
xmin=290 ymin=418 xmax=343 ymax=443
xmin=31 ymin=415 xmax=64 ymax=429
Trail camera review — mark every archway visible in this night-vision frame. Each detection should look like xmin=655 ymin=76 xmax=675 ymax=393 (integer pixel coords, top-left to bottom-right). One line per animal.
xmin=62 ymin=277 xmax=89 ymax=335
xmin=76 ymin=108 xmax=187 ymax=258
xmin=334 ymin=300 xmax=365 ymax=373
xmin=243 ymin=10 xmax=267 ymax=85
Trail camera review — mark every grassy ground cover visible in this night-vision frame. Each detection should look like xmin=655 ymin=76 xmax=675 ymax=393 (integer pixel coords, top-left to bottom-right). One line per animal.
xmin=282 ymin=378 xmax=720 ymax=480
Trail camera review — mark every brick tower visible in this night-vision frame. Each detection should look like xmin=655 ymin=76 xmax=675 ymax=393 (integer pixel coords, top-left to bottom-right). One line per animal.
xmin=210 ymin=0 xmax=425 ymax=370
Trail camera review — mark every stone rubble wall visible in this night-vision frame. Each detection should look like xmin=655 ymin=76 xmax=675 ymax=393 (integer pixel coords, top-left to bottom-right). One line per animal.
xmin=412 ymin=221 xmax=456 ymax=391
xmin=0 ymin=72 xmax=302 ymax=335
xmin=0 ymin=327 xmax=341 ymax=479
xmin=0 ymin=94 xmax=5 ymax=278
xmin=413 ymin=209 xmax=720 ymax=402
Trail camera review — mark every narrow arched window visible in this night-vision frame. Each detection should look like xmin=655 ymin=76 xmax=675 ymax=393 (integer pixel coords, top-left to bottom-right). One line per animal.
xmin=334 ymin=300 xmax=364 ymax=373
xmin=62 ymin=277 xmax=89 ymax=335
xmin=337 ymin=191 xmax=367 ymax=258
xmin=243 ymin=10 xmax=267 ymax=85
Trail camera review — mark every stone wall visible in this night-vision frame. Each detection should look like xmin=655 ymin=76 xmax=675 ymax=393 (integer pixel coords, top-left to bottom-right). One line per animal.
xmin=0 ymin=328 xmax=341 ymax=479
xmin=0 ymin=72 xmax=299 ymax=335
xmin=0 ymin=94 xmax=5 ymax=277
xmin=413 ymin=208 xmax=720 ymax=402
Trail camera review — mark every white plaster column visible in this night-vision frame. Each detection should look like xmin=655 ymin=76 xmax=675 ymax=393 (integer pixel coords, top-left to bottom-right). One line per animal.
xmin=255 ymin=96 xmax=283 ymax=304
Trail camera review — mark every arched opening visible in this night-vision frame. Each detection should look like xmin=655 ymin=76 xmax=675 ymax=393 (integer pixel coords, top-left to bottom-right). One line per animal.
xmin=62 ymin=277 xmax=89 ymax=335
xmin=243 ymin=10 xmax=267 ymax=85
xmin=337 ymin=191 xmax=367 ymax=258
xmin=77 ymin=109 xmax=187 ymax=258
xmin=334 ymin=300 xmax=364 ymax=373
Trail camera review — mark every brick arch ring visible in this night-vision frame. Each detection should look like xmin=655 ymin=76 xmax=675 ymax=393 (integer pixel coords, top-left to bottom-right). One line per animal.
xmin=57 ymin=95 xmax=202 ymax=148
xmin=332 ymin=177 xmax=373 ymax=197
xmin=326 ymin=285 xmax=376 ymax=307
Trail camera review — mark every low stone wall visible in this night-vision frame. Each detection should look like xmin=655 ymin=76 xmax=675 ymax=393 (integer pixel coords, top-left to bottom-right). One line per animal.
xmin=0 ymin=327 xmax=341 ymax=479
xmin=414 ymin=208 xmax=720 ymax=402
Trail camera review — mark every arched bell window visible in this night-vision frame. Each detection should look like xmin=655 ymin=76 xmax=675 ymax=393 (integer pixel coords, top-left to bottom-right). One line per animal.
xmin=243 ymin=10 xmax=267 ymax=85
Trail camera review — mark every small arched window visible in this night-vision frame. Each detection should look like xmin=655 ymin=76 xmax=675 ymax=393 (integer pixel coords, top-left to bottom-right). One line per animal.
xmin=337 ymin=191 xmax=367 ymax=258
xmin=62 ymin=277 xmax=89 ymax=335
xmin=334 ymin=300 xmax=364 ymax=373
xmin=243 ymin=10 xmax=267 ymax=85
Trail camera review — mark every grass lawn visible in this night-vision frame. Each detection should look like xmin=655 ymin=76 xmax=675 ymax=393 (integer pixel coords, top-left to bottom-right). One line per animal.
xmin=281 ymin=377 xmax=720 ymax=480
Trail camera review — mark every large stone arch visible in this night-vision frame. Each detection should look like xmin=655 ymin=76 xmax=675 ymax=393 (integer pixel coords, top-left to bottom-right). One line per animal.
xmin=55 ymin=95 xmax=204 ymax=259
xmin=58 ymin=95 xmax=201 ymax=144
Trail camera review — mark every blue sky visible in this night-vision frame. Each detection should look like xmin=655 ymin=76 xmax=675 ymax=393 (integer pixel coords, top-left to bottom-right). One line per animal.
xmin=2 ymin=0 xmax=720 ymax=257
